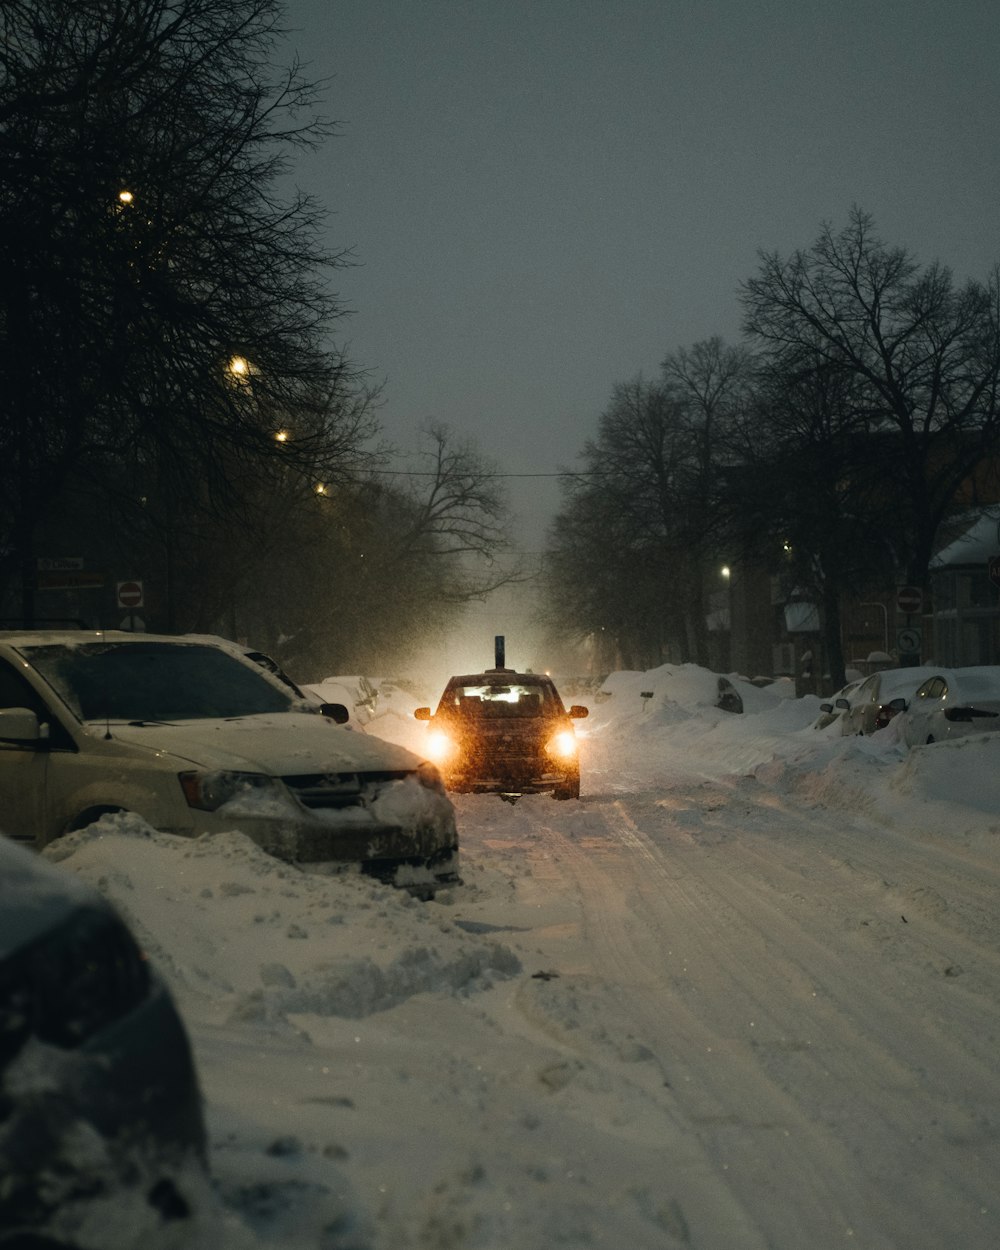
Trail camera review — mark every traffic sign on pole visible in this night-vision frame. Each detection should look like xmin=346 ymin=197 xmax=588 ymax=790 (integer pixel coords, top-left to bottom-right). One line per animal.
xmin=116 ymin=580 xmax=144 ymax=610
xmin=895 ymin=585 xmax=922 ymax=615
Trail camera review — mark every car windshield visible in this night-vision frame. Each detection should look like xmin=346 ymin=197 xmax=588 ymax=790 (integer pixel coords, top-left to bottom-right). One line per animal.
xmin=21 ymin=641 xmax=297 ymax=722
xmin=438 ymin=681 xmax=560 ymax=718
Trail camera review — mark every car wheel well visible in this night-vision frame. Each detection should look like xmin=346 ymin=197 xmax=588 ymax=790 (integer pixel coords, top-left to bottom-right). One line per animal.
xmin=65 ymin=805 xmax=127 ymax=834
xmin=926 ymin=735 xmax=935 ymax=745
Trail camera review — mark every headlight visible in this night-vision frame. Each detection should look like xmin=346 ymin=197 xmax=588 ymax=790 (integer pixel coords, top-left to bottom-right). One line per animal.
xmin=546 ymin=730 xmax=578 ymax=760
xmin=424 ymin=729 xmax=457 ymax=763
xmin=178 ymin=770 xmax=276 ymax=811
xmin=417 ymin=761 xmax=446 ymax=794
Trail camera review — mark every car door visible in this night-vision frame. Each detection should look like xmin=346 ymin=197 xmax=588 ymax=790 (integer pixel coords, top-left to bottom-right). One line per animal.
xmin=0 ymin=658 xmax=59 ymax=844
xmin=906 ymin=676 xmax=947 ymax=745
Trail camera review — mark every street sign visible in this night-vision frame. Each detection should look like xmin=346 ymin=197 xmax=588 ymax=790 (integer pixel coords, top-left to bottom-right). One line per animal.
xmin=989 ymin=555 xmax=1000 ymax=589
xmin=37 ymin=557 xmax=83 ymax=571
xmin=36 ymin=570 xmax=104 ymax=591
xmin=116 ymin=580 xmax=144 ymax=609
xmin=896 ymin=627 xmax=922 ymax=655
xmin=896 ymin=585 xmax=922 ymax=615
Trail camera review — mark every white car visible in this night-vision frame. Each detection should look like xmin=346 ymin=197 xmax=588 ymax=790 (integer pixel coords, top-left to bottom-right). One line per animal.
xmin=0 ymin=631 xmax=459 ymax=893
xmin=898 ymin=667 xmax=1000 ymax=747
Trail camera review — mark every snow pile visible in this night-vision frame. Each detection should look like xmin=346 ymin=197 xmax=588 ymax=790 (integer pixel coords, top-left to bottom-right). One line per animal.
xmin=27 ymin=660 xmax=1000 ymax=1248
xmin=44 ymin=818 xmax=520 ymax=1030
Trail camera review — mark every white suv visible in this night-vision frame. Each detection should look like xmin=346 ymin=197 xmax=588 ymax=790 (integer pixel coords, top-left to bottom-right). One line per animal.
xmin=0 ymin=631 xmax=458 ymax=893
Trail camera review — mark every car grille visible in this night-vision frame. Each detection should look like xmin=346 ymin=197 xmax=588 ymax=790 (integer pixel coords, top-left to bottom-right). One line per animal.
xmin=1 ymin=909 xmax=151 ymax=1063
xmin=283 ymin=770 xmax=412 ymax=809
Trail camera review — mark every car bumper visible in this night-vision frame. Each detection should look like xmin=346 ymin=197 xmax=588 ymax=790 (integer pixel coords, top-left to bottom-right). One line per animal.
xmin=189 ymin=793 xmax=460 ymax=890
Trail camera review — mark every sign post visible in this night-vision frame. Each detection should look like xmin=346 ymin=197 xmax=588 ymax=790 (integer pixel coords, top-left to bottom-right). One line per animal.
xmin=895 ymin=585 xmax=923 ymax=664
xmin=989 ymin=555 xmax=1000 ymax=590
xmin=116 ymin=580 xmax=144 ymax=631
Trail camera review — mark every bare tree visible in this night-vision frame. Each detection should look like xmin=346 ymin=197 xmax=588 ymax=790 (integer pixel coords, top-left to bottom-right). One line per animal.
xmin=741 ymin=209 xmax=1000 ymax=608
xmin=0 ymin=0 xmax=367 ymax=619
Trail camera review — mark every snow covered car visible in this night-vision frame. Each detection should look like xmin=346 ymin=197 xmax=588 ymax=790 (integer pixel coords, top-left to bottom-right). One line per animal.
xmin=0 ymin=838 xmax=206 ymax=1236
xmin=814 ymin=677 xmax=865 ymax=730
xmin=414 ymin=666 xmax=588 ymax=799
xmin=897 ymin=666 xmax=1000 ymax=747
xmin=0 ymin=632 xmax=459 ymax=892
xmin=837 ymin=665 xmax=938 ymax=735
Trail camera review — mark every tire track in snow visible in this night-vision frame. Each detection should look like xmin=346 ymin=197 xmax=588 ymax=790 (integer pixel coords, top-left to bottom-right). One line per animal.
xmin=513 ymin=792 xmax=1000 ymax=1250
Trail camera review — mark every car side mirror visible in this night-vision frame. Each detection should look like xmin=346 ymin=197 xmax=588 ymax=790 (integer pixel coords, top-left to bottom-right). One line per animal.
xmin=819 ymin=702 xmax=833 ymax=713
xmin=414 ymin=707 xmax=432 ymax=721
xmin=319 ymin=702 xmax=350 ymax=724
xmin=0 ymin=707 xmax=46 ymax=744
xmin=887 ymin=697 xmax=907 ymax=712
xmin=834 ymin=698 xmax=850 ymax=710
xmin=569 ymin=705 xmax=589 ymax=719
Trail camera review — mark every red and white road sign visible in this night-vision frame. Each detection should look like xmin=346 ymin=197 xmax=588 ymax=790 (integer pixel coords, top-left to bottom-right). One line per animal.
xmin=116 ymin=580 xmax=144 ymax=609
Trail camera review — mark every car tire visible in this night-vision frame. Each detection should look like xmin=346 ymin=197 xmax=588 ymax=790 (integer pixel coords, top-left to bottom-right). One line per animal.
xmin=926 ymin=735 xmax=935 ymax=745
xmin=66 ymin=805 xmax=127 ymax=833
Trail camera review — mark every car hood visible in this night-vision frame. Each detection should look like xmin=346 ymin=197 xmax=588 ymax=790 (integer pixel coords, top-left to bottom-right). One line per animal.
xmin=93 ymin=713 xmax=427 ymax=775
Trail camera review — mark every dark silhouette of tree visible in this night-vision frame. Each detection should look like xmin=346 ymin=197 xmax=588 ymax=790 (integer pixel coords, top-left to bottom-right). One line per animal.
xmin=0 ymin=0 xmax=367 ymax=620
xmin=740 ymin=209 xmax=1000 ymax=606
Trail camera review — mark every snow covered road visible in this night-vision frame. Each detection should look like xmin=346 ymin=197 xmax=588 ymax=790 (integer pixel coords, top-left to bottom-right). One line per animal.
xmin=39 ymin=668 xmax=1000 ymax=1248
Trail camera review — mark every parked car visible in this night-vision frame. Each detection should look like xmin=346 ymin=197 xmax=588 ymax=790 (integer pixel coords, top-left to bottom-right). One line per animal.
xmin=897 ymin=667 xmax=1000 ymax=747
xmin=813 ymin=678 xmax=866 ymax=731
xmin=414 ymin=665 xmax=588 ymax=799
xmin=0 ymin=838 xmax=206 ymax=1236
xmin=0 ymin=631 xmax=458 ymax=893
xmin=836 ymin=666 xmax=939 ymax=735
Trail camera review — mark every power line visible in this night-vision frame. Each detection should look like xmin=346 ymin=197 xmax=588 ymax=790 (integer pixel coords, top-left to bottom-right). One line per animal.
xmin=368 ymin=469 xmax=594 ymax=478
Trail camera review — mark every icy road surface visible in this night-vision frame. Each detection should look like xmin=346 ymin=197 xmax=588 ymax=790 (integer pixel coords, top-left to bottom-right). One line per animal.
xmin=38 ymin=669 xmax=1000 ymax=1249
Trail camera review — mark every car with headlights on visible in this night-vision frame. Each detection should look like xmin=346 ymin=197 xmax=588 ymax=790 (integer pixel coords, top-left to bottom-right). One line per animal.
xmin=414 ymin=666 xmax=588 ymax=799
xmin=0 ymin=837 xmax=206 ymax=1237
xmin=0 ymin=631 xmax=458 ymax=893
xmin=897 ymin=666 xmax=1000 ymax=747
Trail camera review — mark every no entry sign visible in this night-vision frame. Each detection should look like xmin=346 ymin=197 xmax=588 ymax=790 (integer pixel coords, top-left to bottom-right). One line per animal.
xmin=116 ymin=580 xmax=144 ymax=609
xmin=895 ymin=585 xmax=922 ymax=615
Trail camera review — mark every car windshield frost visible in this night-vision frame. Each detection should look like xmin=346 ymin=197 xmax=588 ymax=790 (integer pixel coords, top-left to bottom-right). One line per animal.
xmin=21 ymin=642 xmax=296 ymax=722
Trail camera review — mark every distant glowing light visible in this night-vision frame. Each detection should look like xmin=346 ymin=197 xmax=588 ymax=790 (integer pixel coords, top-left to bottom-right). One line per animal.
xmin=274 ymin=429 xmax=290 ymax=444
xmin=721 ymin=565 xmax=731 ymax=579
xmin=228 ymin=355 xmax=250 ymax=378
xmin=314 ymin=482 xmax=327 ymax=495
xmin=118 ymin=189 xmax=134 ymax=205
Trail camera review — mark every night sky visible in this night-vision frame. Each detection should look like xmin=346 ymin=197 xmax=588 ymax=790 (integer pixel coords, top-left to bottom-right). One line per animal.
xmin=280 ymin=0 xmax=1000 ymax=553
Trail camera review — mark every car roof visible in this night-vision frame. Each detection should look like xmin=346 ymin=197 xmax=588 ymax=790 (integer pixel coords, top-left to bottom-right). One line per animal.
xmin=0 ymin=630 xmax=221 ymax=649
xmin=445 ymin=668 xmax=554 ymax=686
xmin=0 ymin=839 xmax=108 ymax=957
